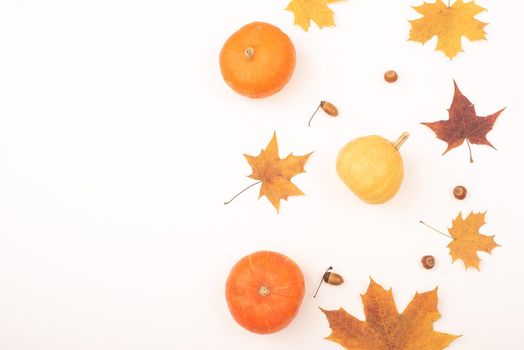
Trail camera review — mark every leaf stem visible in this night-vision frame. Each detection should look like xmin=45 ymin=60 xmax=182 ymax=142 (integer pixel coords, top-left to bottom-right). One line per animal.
xmin=308 ymin=103 xmax=322 ymax=127
xmin=313 ymin=266 xmax=332 ymax=298
xmin=224 ymin=180 xmax=262 ymax=205
xmin=466 ymin=139 xmax=473 ymax=163
xmin=419 ymin=220 xmax=454 ymax=239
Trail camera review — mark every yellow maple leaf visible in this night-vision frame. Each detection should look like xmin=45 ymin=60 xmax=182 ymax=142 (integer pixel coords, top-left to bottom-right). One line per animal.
xmin=447 ymin=211 xmax=499 ymax=270
xmin=243 ymin=132 xmax=312 ymax=212
xmin=409 ymin=0 xmax=487 ymax=59
xmin=322 ymin=278 xmax=459 ymax=350
xmin=285 ymin=0 xmax=344 ymax=32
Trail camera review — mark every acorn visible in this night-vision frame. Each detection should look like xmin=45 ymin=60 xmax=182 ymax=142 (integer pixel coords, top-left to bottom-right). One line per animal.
xmin=319 ymin=101 xmax=338 ymax=117
xmin=323 ymin=270 xmax=344 ymax=285
xmin=384 ymin=70 xmax=398 ymax=83
xmin=313 ymin=266 xmax=344 ymax=298
xmin=421 ymin=255 xmax=435 ymax=269
xmin=453 ymin=185 xmax=467 ymax=200
xmin=308 ymin=101 xmax=338 ymax=126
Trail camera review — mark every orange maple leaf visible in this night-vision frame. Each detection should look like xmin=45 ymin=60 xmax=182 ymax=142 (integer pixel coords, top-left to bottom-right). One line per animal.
xmin=322 ymin=279 xmax=459 ymax=350
xmin=285 ymin=0 xmax=344 ymax=32
xmin=447 ymin=211 xmax=499 ymax=270
xmin=243 ymin=132 xmax=312 ymax=212
xmin=409 ymin=0 xmax=487 ymax=59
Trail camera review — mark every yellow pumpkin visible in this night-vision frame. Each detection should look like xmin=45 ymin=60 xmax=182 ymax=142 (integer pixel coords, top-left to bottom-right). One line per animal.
xmin=336 ymin=132 xmax=409 ymax=204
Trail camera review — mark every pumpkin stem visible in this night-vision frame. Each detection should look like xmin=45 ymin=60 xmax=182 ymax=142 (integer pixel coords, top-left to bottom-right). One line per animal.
xmin=224 ymin=180 xmax=262 ymax=205
xmin=258 ymin=285 xmax=270 ymax=297
xmin=392 ymin=132 xmax=409 ymax=150
xmin=244 ymin=47 xmax=255 ymax=59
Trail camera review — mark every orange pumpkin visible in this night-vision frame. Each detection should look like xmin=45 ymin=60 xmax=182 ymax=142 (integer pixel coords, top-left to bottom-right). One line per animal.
xmin=225 ymin=250 xmax=305 ymax=334
xmin=219 ymin=22 xmax=296 ymax=98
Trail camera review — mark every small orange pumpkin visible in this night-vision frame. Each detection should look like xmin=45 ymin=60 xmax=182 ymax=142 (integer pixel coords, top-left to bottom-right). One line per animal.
xmin=219 ymin=22 xmax=296 ymax=98
xmin=225 ymin=250 xmax=305 ymax=334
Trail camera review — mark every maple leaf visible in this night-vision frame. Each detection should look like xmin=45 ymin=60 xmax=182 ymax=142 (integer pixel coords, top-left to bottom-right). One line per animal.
xmin=242 ymin=132 xmax=312 ymax=212
xmin=409 ymin=0 xmax=487 ymax=59
xmin=447 ymin=211 xmax=499 ymax=270
xmin=285 ymin=0 xmax=344 ymax=32
xmin=422 ymin=81 xmax=504 ymax=162
xmin=321 ymin=278 xmax=459 ymax=350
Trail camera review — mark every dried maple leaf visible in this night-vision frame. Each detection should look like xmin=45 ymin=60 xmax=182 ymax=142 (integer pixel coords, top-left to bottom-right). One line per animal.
xmin=421 ymin=211 xmax=499 ymax=270
xmin=239 ymin=132 xmax=311 ymax=212
xmin=422 ymin=81 xmax=504 ymax=162
xmin=409 ymin=0 xmax=487 ymax=59
xmin=322 ymin=278 xmax=459 ymax=350
xmin=447 ymin=211 xmax=499 ymax=270
xmin=285 ymin=0 xmax=344 ymax=31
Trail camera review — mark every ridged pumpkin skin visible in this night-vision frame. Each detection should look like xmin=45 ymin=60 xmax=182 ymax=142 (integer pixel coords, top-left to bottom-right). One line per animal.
xmin=336 ymin=135 xmax=404 ymax=204
xmin=219 ymin=22 xmax=296 ymax=98
xmin=225 ymin=251 xmax=304 ymax=334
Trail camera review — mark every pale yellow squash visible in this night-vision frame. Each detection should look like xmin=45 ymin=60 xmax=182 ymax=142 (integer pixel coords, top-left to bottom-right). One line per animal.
xmin=336 ymin=132 xmax=409 ymax=204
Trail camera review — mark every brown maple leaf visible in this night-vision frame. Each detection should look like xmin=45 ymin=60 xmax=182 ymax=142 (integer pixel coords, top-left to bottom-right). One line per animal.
xmin=322 ymin=278 xmax=459 ymax=350
xmin=225 ymin=132 xmax=312 ymax=212
xmin=422 ymin=81 xmax=504 ymax=162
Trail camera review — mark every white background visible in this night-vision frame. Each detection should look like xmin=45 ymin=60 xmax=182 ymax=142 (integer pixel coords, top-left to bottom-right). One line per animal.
xmin=0 ymin=0 xmax=523 ymax=349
